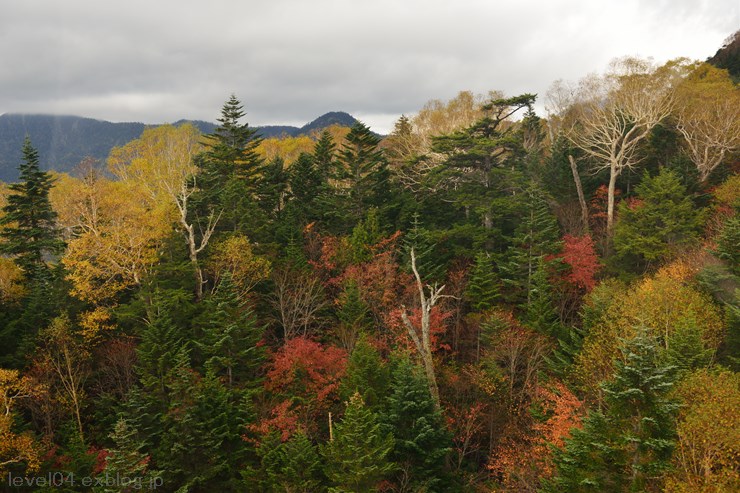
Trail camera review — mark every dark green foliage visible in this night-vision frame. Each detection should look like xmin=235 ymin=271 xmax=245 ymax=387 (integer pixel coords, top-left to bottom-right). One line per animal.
xmin=714 ymin=208 xmax=740 ymax=275
xmin=542 ymin=329 xmax=678 ymax=493
xmin=289 ymin=152 xmax=323 ymax=221
xmin=330 ymin=122 xmax=389 ymax=230
xmin=525 ymin=258 xmax=564 ymax=340
xmin=258 ymin=156 xmax=290 ymax=220
xmin=313 ymin=129 xmax=337 ymax=182
xmin=339 ymin=336 xmax=390 ymax=410
xmin=193 ymin=273 xmax=265 ymax=387
xmin=94 ymin=419 xmax=161 ymax=493
xmin=383 ymin=358 xmax=452 ymax=491
xmin=431 ymin=94 xmax=534 ymax=237
xmin=256 ymin=431 xmax=326 ymax=492
xmin=661 ymin=319 xmax=715 ymax=376
xmin=156 ymin=369 xmax=249 ymax=492
xmin=191 ymin=95 xmax=265 ymax=236
xmin=613 ymin=168 xmax=702 ymax=271
xmin=0 ymin=137 xmax=63 ymax=279
xmin=335 ymin=282 xmax=373 ymax=353
xmin=136 ymin=302 xmax=190 ymax=398
xmin=348 ymin=207 xmax=382 ymax=263
xmin=499 ymin=182 xmax=561 ymax=306
xmin=465 ymin=251 xmax=500 ymax=312
xmin=323 ymin=393 xmax=395 ymax=492
xmin=401 ymin=212 xmax=444 ymax=283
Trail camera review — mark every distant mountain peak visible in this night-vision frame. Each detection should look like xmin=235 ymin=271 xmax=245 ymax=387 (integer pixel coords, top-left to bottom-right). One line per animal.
xmin=0 ymin=111 xmax=362 ymax=182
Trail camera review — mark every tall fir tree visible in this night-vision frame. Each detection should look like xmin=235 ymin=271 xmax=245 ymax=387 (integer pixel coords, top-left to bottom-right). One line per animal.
xmin=193 ymin=273 xmax=265 ymax=387
xmin=499 ymin=181 xmax=561 ymax=306
xmin=542 ymin=328 xmax=678 ymax=493
xmin=613 ymin=168 xmax=702 ymax=272
xmin=331 ymin=122 xmax=389 ymax=231
xmin=192 ymin=95 xmax=265 ymax=235
xmin=339 ymin=336 xmax=390 ymax=410
xmin=0 ymin=137 xmax=63 ymax=279
xmin=382 ymin=358 xmax=452 ymax=492
xmin=465 ymin=251 xmax=500 ymax=312
xmin=323 ymin=393 xmax=395 ymax=492
xmin=94 ymin=419 xmax=161 ymax=493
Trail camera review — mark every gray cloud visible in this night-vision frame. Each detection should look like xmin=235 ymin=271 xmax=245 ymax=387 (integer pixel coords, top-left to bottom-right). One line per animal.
xmin=1 ymin=0 xmax=736 ymax=133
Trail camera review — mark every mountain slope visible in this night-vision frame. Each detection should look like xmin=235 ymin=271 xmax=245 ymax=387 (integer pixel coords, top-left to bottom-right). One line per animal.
xmin=0 ymin=112 xmax=360 ymax=182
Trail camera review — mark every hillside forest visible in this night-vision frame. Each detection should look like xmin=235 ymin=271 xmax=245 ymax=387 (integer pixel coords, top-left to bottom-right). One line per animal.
xmin=0 ymin=52 xmax=739 ymax=492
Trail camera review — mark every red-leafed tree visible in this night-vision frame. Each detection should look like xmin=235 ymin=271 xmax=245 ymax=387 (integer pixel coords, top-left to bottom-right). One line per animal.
xmin=488 ymin=381 xmax=583 ymax=492
xmin=256 ymin=338 xmax=347 ymax=440
xmin=551 ymin=234 xmax=601 ymax=324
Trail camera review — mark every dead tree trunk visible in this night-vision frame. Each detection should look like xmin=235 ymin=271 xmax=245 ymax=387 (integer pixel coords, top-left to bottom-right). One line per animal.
xmin=400 ymin=248 xmax=446 ymax=409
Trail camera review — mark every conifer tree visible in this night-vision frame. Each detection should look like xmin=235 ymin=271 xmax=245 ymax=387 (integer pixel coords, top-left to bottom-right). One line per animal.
xmin=500 ymin=182 xmax=561 ymax=306
xmin=323 ymin=393 xmax=395 ymax=492
xmin=94 ymin=419 xmax=160 ymax=493
xmin=339 ymin=336 xmax=389 ymax=410
xmin=401 ymin=212 xmax=443 ymax=283
xmin=193 ymin=273 xmax=265 ymax=387
xmin=465 ymin=251 xmax=500 ymax=312
xmin=525 ymin=258 xmax=564 ymax=340
xmin=431 ymin=94 xmax=535 ymax=234
xmin=332 ymin=122 xmax=389 ymax=229
xmin=313 ymin=129 xmax=337 ymax=182
xmin=258 ymin=430 xmax=326 ymax=492
xmin=0 ymin=137 xmax=63 ymax=279
xmin=542 ymin=328 xmax=678 ymax=493
xmin=157 ymin=369 xmax=248 ymax=492
xmin=289 ymin=152 xmax=323 ymax=220
xmin=335 ymin=281 xmax=373 ymax=352
xmin=383 ymin=358 xmax=452 ymax=491
xmin=258 ymin=156 xmax=290 ymax=219
xmin=192 ymin=95 xmax=265 ymax=235
xmin=614 ymin=168 xmax=702 ymax=270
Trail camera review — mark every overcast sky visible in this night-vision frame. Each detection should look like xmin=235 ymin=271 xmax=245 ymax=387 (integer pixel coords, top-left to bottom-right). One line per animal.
xmin=1 ymin=0 xmax=737 ymax=134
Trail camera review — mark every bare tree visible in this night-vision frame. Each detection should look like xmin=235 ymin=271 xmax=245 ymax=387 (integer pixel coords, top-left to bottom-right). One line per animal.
xmin=561 ymin=58 xmax=677 ymax=247
xmin=675 ymin=63 xmax=740 ymax=183
xmin=271 ymin=267 xmax=328 ymax=339
xmin=400 ymin=248 xmax=450 ymax=409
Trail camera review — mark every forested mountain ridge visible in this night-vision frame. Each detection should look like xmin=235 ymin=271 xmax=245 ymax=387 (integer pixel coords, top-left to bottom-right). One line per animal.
xmin=0 ymin=111 xmax=360 ymax=182
xmin=0 ymin=55 xmax=738 ymax=492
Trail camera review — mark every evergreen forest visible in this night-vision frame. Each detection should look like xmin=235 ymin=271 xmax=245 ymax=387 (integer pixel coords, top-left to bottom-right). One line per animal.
xmin=0 ymin=53 xmax=738 ymax=492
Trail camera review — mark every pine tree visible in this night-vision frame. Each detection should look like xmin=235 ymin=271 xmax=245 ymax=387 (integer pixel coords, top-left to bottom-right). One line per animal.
xmin=136 ymin=301 xmax=190 ymax=398
xmin=614 ymin=168 xmax=702 ymax=270
xmin=335 ymin=281 xmax=373 ymax=353
xmin=289 ymin=152 xmax=323 ymax=221
xmin=94 ymin=419 xmax=161 ymax=493
xmin=192 ymin=95 xmax=265 ymax=235
xmin=525 ymin=258 xmax=565 ymax=340
xmin=323 ymin=393 xmax=395 ymax=492
xmin=500 ymin=181 xmax=561 ymax=306
xmin=465 ymin=251 xmax=500 ymax=312
xmin=431 ymin=94 xmax=535 ymax=234
xmin=542 ymin=328 xmax=678 ymax=493
xmin=382 ymin=358 xmax=452 ymax=491
xmin=313 ymin=129 xmax=337 ymax=182
xmin=193 ymin=273 xmax=265 ymax=387
xmin=259 ymin=430 xmax=326 ymax=492
xmin=157 ymin=369 xmax=248 ymax=492
xmin=348 ymin=207 xmax=382 ymax=264
xmin=0 ymin=137 xmax=63 ymax=279
xmin=332 ymin=122 xmax=389 ymax=230
xmin=401 ymin=212 xmax=443 ymax=284
xmin=339 ymin=336 xmax=390 ymax=410
xmin=258 ymin=156 xmax=290 ymax=219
